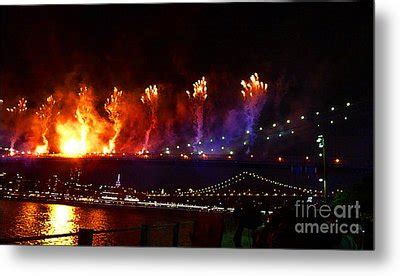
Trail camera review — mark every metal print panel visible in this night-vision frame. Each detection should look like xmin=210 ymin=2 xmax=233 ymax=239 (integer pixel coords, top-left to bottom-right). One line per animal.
xmin=0 ymin=1 xmax=373 ymax=249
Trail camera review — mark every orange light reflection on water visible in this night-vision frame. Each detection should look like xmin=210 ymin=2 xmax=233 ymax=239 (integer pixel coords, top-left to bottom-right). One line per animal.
xmin=43 ymin=204 xmax=78 ymax=245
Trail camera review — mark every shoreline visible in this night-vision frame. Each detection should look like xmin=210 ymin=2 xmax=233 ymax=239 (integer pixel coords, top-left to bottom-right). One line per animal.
xmin=0 ymin=197 xmax=230 ymax=215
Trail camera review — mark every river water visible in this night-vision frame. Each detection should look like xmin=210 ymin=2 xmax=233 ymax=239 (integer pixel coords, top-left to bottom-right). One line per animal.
xmin=0 ymin=200 xmax=194 ymax=246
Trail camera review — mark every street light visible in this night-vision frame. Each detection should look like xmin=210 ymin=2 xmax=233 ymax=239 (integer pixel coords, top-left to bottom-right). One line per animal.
xmin=316 ymin=134 xmax=327 ymax=200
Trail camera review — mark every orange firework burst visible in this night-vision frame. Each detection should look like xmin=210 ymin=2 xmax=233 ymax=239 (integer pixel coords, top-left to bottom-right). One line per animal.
xmin=140 ymin=85 xmax=159 ymax=105
xmin=6 ymin=98 xmax=27 ymax=113
xmin=56 ymin=87 xmax=110 ymax=157
xmin=186 ymin=77 xmax=208 ymax=145
xmin=140 ymin=85 xmax=159 ymax=152
xmin=35 ymin=95 xmax=57 ymax=154
xmin=186 ymin=76 xmax=208 ymax=102
xmin=104 ymin=87 xmax=124 ymax=153
xmin=56 ymin=87 xmax=90 ymax=156
xmin=241 ymin=73 xmax=267 ymax=100
xmin=240 ymin=73 xmax=268 ymax=153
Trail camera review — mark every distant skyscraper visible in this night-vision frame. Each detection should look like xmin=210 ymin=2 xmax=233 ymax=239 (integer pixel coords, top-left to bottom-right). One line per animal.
xmin=115 ymin=174 xmax=121 ymax=188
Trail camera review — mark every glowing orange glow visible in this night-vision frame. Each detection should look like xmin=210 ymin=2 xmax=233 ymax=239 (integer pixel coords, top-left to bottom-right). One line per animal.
xmin=57 ymin=122 xmax=87 ymax=156
xmin=63 ymin=139 xmax=84 ymax=156
xmin=56 ymin=87 xmax=110 ymax=157
xmin=335 ymin=158 xmax=341 ymax=163
xmin=34 ymin=144 xmax=48 ymax=155
xmin=45 ymin=204 xmax=77 ymax=245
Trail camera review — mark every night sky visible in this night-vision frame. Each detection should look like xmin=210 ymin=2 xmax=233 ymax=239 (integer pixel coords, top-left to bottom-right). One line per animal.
xmin=0 ymin=2 xmax=373 ymax=166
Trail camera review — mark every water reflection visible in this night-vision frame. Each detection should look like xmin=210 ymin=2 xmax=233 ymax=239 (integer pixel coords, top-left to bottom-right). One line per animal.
xmin=43 ymin=204 xmax=78 ymax=245
xmin=18 ymin=202 xmax=40 ymax=236
xmin=0 ymin=200 xmax=192 ymax=246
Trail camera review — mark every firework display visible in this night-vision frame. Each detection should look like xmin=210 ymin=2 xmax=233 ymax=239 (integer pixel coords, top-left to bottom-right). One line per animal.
xmin=104 ymin=87 xmax=124 ymax=154
xmin=186 ymin=77 xmax=208 ymax=148
xmin=34 ymin=95 xmax=56 ymax=154
xmin=140 ymin=85 xmax=159 ymax=153
xmin=0 ymin=75 xmax=272 ymax=157
xmin=55 ymin=87 xmax=111 ymax=156
xmin=241 ymin=73 xmax=268 ymax=152
xmin=5 ymin=98 xmax=28 ymax=153
xmin=0 ymin=72 xmax=360 ymax=162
